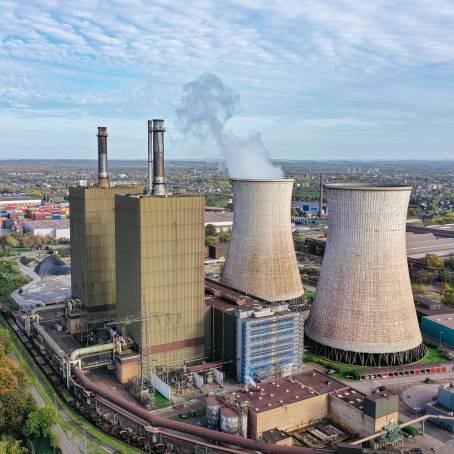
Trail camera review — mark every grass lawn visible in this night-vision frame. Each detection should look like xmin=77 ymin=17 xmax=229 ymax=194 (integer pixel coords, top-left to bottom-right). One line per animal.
xmin=417 ymin=346 xmax=449 ymax=364
xmin=154 ymin=390 xmax=171 ymax=408
xmin=303 ymin=352 xmax=364 ymax=380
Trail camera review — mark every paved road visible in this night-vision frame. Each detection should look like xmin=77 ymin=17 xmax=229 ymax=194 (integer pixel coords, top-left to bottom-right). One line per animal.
xmin=10 ymin=259 xmax=42 ymax=308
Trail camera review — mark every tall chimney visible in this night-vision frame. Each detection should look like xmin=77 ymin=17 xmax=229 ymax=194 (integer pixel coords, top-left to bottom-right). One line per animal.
xmin=151 ymin=119 xmax=166 ymax=196
xmin=97 ymin=127 xmax=110 ymax=189
xmin=319 ymin=173 xmax=323 ymax=217
xmin=147 ymin=120 xmax=153 ymax=194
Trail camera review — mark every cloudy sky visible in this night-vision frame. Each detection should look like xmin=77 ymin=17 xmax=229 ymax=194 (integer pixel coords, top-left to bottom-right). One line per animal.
xmin=1 ymin=0 xmax=454 ymax=160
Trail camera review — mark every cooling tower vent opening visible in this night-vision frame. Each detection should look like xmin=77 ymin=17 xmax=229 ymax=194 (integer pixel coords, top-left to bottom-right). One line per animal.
xmin=324 ymin=182 xmax=412 ymax=191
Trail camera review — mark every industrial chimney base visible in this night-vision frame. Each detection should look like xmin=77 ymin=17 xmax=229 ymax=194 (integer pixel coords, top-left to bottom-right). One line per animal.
xmin=305 ymin=337 xmax=427 ymax=367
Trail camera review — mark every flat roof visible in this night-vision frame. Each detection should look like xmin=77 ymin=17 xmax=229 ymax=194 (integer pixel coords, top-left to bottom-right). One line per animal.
xmin=23 ymin=219 xmax=70 ymax=229
xmin=233 ymin=369 xmax=348 ymax=413
xmin=424 ymin=313 xmax=454 ymax=330
xmin=205 ymin=211 xmax=234 ymax=224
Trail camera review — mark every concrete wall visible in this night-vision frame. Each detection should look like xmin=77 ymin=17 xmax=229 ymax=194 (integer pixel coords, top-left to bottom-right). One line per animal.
xmin=329 ymin=395 xmax=398 ymax=437
xmin=116 ymin=194 xmax=207 ymax=375
xmin=250 ymin=394 xmax=329 ymax=439
xmin=70 ymin=186 xmax=141 ymax=321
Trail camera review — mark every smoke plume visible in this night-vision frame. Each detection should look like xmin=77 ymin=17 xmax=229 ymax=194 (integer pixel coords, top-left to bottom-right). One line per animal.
xmin=176 ymin=73 xmax=283 ymax=179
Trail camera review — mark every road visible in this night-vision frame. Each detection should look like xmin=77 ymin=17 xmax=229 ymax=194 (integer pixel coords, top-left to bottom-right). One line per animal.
xmin=10 ymin=259 xmax=42 ymax=309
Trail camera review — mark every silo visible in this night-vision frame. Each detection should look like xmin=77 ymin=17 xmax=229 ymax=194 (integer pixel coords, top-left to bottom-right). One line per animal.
xmin=222 ymin=179 xmax=303 ymax=302
xmin=206 ymin=396 xmax=222 ymax=428
xmin=220 ymin=406 xmax=240 ymax=434
xmin=305 ymin=184 xmax=426 ymax=366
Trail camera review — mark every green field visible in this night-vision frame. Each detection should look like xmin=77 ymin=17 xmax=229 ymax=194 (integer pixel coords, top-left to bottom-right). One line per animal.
xmin=0 ymin=259 xmax=30 ymax=311
xmin=417 ymin=346 xmax=449 ymax=364
xmin=303 ymin=352 xmax=364 ymax=380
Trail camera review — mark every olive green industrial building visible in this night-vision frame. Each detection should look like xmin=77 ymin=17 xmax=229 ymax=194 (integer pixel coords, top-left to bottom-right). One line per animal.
xmin=115 ymin=194 xmax=207 ymax=375
xmin=69 ymin=186 xmax=141 ymax=321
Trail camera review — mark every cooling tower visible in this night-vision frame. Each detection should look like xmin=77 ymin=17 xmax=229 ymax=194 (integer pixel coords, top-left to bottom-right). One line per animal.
xmin=305 ymin=184 xmax=426 ymax=367
xmin=222 ymin=179 xmax=304 ymax=302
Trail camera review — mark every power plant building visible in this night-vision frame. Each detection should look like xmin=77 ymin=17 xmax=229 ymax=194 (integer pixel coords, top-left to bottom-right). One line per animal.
xmin=306 ymin=184 xmax=425 ymax=366
xmin=205 ymin=280 xmax=304 ymax=384
xmin=115 ymin=194 xmax=206 ymax=376
xmin=70 ymin=127 xmax=142 ymax=321
xmin=222 ymin=179 xmax=304 ymax=302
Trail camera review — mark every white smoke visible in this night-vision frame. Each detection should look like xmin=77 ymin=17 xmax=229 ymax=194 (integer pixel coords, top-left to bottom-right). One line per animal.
xmin=176 ymin=73 xmax=283 ymax=179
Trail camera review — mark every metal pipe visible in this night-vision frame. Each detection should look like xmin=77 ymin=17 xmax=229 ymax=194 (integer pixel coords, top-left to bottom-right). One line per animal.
xmin=147 ymin=120 xmax=153 ymax=194
xmin=151 ymin=119 xmax=166 ymax=196
xmin=75 ymin=369 xmax=317 ymax=454
xmin=97 ymin=126 xmax=110 ymax=189
xmin=70 ymin=342 xmax=116 ymax=362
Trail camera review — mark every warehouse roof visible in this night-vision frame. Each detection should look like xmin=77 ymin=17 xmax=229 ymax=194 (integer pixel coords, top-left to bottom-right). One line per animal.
xmin=406 ymin=232 xmax=454 ymax=258
xmin=23 ymin=219 xmax=70 ymax=229
xmin=424 ymin=313 xmax=454 ymax=330
xmin=233 ymin=369 xmax=348 ymax=413
xmin=205 ymin=211 xmax=233 ymax=224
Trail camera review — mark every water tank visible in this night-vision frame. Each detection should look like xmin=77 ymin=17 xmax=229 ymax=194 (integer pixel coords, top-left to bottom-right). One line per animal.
xmin=222 ymin=179 xmax=304 ymax=301
xmin=305 ymin=184 xmax=426 ymax=366
xmin=206 ymin=396 xmax=222 ymax=429
xmin=220 ymin=406 xmax=240 ymax=434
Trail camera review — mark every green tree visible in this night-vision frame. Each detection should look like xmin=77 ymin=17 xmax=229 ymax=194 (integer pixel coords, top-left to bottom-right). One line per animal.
xmin=22 ymin=406 xmax=58 ymax=450
xmin=442 ymin=283 xmax=454 ymax=307
xmin=415 ymin=270 xmax=433 ymax=285
xmin=294 ymin=236 xmax=305 ymax=252
xmin=205 ymin=235 xmax=218 ymax=246
xmin=218 ymin=231 xmax=232 ymax=243
xmin=205 ymin=224 xmax=217 ymax=236
xmin=425 ymin=253 xmax=444 ymax=269
xmin=5 ymin=236 xmax=19 ymax=249
xmin=0 ymin=435 xmax=26 ymax=454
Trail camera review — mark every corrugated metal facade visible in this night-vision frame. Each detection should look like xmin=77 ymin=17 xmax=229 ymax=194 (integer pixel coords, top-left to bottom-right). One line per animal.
xmin=69 ymin=187 xmax=142 ymax=321
xmin=115 ymin=194 xmax=206 ymax=375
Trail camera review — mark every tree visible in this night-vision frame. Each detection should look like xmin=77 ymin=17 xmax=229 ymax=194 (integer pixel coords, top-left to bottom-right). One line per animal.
xmin=445 ymin=256 xmax=454 ymax=271
xmin=218 ymin=231 xmax=232 ymax=243
xmin=415 ymin=270 xmax=433 ymax=285
xmin=0 ymin=391 xmax=36 ymax=436
xmin=205 ymin=224 xmax=217 ymax=237
xmin=205 ymin=235 xmax=218 ymax=246
xmin=22 ymin=406 xmax=58 ymax=450
xmin=442 ymin=283 xmax=454 ymax=307
xmin=5 ymin=236 xmax=19 ymax=249
xmin=425 ymin=253 xmax=444 ymax=269
xmin=0 ymin=435 xmax=26 ymax=454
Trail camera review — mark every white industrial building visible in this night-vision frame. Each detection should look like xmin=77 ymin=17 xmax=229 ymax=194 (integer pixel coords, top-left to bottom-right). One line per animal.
xmin=23 ymin=219 xmax=70 ymax=239
xmin=0 ymin=196 xmax=42 ymax=208
xmin=205 ymin=211 xmax=234 ymax=232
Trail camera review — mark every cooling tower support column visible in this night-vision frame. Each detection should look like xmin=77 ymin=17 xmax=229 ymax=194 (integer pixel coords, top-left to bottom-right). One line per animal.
xmin=97 ymin=127 xmax=110 ymax=189
xmin=222 ymin=179 xmax=303 ymax=302
xmin=305 ymin=184 xmax=426 ymax=367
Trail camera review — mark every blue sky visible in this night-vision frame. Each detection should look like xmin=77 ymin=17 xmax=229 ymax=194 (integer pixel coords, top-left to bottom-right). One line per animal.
xmin=1 ymin=0 xmax=454 ymax=160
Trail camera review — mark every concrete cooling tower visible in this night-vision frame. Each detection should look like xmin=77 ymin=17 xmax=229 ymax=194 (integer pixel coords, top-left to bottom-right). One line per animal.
xmin=305 ymin=184 xmax=426 ymax=367
xmin=222 ymin=179 xmax=304 ymax=302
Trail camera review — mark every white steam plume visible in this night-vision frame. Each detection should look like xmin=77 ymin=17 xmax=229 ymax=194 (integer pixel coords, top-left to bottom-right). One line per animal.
xmin=176 ymin=73 xmax=283 ymax=179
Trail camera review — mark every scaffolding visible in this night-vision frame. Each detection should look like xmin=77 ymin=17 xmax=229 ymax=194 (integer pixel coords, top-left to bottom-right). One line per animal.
xmin=239 ymin=311 xmax=304 ymax=384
